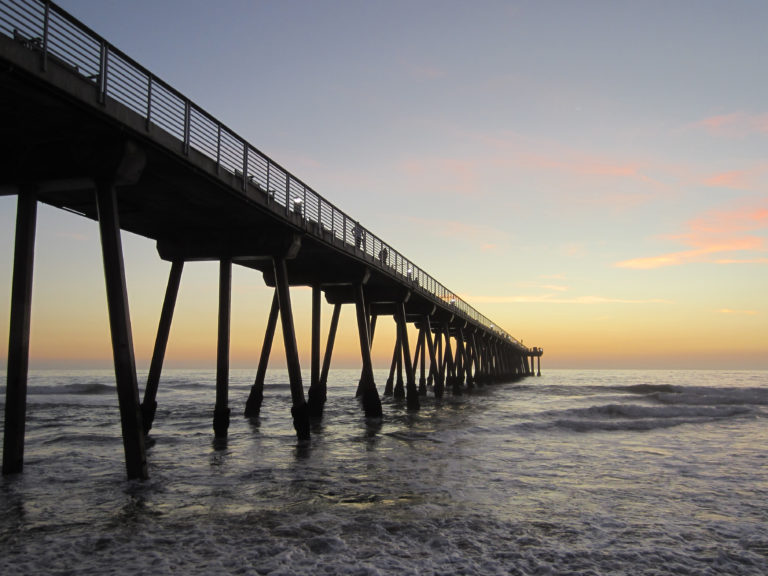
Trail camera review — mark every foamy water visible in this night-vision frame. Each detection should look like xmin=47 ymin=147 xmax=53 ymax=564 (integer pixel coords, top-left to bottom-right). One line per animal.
xmin=2 ymin=369 xmax=767 ymax=575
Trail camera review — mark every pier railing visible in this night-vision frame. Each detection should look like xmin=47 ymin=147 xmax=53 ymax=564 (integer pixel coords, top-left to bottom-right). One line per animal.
xmin=0 ymin=0 xmax=525 ymax=347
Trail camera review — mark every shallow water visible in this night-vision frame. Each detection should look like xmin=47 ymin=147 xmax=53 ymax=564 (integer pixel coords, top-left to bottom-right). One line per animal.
xmin=2 ymin=369 xmax=767 ymax=575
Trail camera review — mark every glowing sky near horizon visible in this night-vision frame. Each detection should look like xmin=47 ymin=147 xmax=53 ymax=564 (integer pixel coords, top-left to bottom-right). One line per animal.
xmin=1 ymin=0 xmax=766 ymax=370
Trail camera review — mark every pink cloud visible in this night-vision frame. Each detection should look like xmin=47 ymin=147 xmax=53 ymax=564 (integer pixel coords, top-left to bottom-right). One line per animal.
xmin=616 ymin=200 xmax=768 ymax=269
xmin=692 ymin=112 xmax=768 ymax=138
xmin=409 ymin=64 xmax=446 ymax=80
xmin=703 ymin=170 xmax=750 ymax=190
xmin=406 ymin=216 xmax=508 ymax=247
xmin=401 ymin=157 xmax=480 ymax=197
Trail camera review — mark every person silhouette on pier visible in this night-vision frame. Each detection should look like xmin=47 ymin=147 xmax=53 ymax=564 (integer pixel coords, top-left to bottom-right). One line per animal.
xmin=353 ymin=222 xmax=365 ymax=251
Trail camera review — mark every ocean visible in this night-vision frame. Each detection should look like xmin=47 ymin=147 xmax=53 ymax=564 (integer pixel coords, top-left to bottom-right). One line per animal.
xmin=1 ymin=368 xmax=767 ymax=575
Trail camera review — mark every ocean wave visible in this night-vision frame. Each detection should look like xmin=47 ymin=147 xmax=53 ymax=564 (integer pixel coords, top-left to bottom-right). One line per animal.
xmin=619 ymin=384 xmax=768 ymax=407
xmin=28 ymin=383 xmax=114 ymax=395
xmin=530 ymin=402 xmax=755 ymax=433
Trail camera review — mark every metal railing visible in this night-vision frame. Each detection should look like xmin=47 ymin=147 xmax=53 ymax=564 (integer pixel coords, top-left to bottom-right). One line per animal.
xmin=0 ymin=0 xmax=525 ymax=348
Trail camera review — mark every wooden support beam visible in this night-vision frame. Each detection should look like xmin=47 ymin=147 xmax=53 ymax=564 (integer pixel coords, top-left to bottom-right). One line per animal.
xmin=354 ymin=284 xmax=383 ymax=418
xmin=3 ymin=187 xmax=37 ymax=476
xmin=417 ymin=325 xmax=427 ymax=395
xmin=213 ymin=259 xmax=232 ymax=438
xmin=459 ymin=328 xmax=473 ymax=389
xmin=273 ymin=256 xmax=310 ymax=440
xmin=470 ymin=332 xmax=481 ymax=386
xmin=384 ymin=332 xmax=399 ymax=396
xmin=95 ymin=181 xmax=147 ymax=480
xmin=244 ymin=290 xmax=279 ymax=417
xmin=442 ymin=322 xmax=457 ymax=395
xmin=307 ymin=285 xmax=326 ymax=418
xmin=395 ymin=303 xmax=419 ymax=410
xmin=319 ymin=303 xmax=341 ymax=389
xmin=141 ymin=260 xmax=183 ymax=435
xmin=453 ymin=333 xmax=465 ymax=394
xmin=393 ymin=332 xmax=405 ymax=398
xmin=423 ymin=315 xmax=438 ymax=391
xmin=434 ymin=328 xmax=445 ymax=398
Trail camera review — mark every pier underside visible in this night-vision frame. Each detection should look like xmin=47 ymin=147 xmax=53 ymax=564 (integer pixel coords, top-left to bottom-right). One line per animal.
xmin=1 ymin=13 xmax=541 ymax=480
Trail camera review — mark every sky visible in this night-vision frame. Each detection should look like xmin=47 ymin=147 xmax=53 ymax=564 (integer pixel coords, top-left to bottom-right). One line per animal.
xmin=1 ymin=0 xmax=767 ymax=371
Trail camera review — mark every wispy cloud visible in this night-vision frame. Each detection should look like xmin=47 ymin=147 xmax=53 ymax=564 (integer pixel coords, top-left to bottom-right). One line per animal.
xmin=702 ymin=170 xmax=751 ymax=190
xmin=406 ymin=216 xmax=508 ymax=248
xmin=719 ymin=308 xmax=758 ymax=315
xmin=408 ymin=64 xmax=446 ymax=80
xmin=462 ymin=294 xmax=670 ymax=304
xmin=692 ymin=112 xmax=768 ymax=138
xmin=616 ymin=200 xmax=768 ymax=269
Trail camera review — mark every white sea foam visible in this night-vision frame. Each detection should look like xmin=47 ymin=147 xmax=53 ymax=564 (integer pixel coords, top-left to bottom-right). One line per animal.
xmin=1 ymin=369 xmax=767 ymax=575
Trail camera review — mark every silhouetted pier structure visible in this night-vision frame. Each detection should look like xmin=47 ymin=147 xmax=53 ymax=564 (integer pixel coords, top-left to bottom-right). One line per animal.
xmin=1 ymin=0 xmax=543 ymax=479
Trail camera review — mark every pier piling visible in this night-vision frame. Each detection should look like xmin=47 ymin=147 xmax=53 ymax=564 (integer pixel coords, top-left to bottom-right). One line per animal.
xmin=213 ymin=259 xmax=232 ymax=438
xmin=2 ymin=186 xmax=37 ymax=476
xmin=395 ymin=303 xmax=420 ymax=411
xmin=96 ymin=181 xmax=147 ymax=480
xmin=354 ymin=284 xmax=383 ymax=418
xmin=142 ymin=260 xmax=183 ymax=435
xmin=273 ymin=256 xmax=310 ymax=440
xmin=307 ymin=285 xmax=326 ymax=418
xmin=244 ymin=290 xmax=279 ymax=417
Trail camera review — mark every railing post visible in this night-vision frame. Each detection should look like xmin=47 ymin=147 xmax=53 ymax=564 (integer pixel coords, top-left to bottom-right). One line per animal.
xmin=183 ymin=101 xmax=190 ymax=156
xmin=265 ymin=162 xmax=271 ymax=204
xmin=41 ymin=0 xmax=50 ymax=72
xmin=98 ymin=41 xmax=108 ymax=104
xmin=242 ymin=143 xmax=248 ymax=191
xmin=145 ymin=75 xmax=153 ymax=131
xmin=215 ymin=124 xmax=221 ymax=175
xmin=284 ymin=177 xmax=290 ymax=216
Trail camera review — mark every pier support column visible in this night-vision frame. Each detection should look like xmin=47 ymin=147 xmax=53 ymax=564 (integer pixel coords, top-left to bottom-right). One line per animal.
xmin=355 ymin=304 xmax=375 ymax=398
xmin=434 ymin=329 xmax=445 ymax=398
xmin=395 ymin=303 xmax=419 ymax=410
xmin=459 ymin=328 xmax=473 ymax=389
xmin=384 ymin=333 xmax=399 ymax=396
xmin=244 ymin=290 xmax=279 ymax=417
xmin=416 ymin=326 xmax=427 ymax=395
xmin=442 ymin=323 xmax=457 ymax=395
xmin=213 ymin=260 xmax=232 ymax=438
xmin=141 ymin=260 xmax=183 ymax=434
xmin=393 ymin=333 xmax=405 ymax=398
xmin=354 ymin=284 xmax=383 ymax=418
xmin=537 ymin=353 xmax=542 ymax=377
xmin=3 ymin=187 xmax=37 ymax=476
xmin=423 ymin=316 xmax=438 ymax=392
xmin=274 ymin=256 xmax=310 ymax=440
xmin=307 ymin=285 xmax=326 ymax=418
xmin=318 ymin=303 xmax=341 ymax=397
xmin=95 ymin=181 xmax=147 ymax=480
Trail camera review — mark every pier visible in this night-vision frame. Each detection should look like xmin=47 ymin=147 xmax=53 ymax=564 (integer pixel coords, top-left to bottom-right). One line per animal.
xmin=1 ymin=0 xmax=543 ymax=480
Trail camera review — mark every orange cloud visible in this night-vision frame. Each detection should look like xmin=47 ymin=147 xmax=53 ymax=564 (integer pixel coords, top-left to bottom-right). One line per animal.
xmin=719 ymin=308 xmax=758 ymax=315
xmin=616 ymin=200 xmax=768 ymax=269
xmin=462 ymin=294 xmax=670 ymax=304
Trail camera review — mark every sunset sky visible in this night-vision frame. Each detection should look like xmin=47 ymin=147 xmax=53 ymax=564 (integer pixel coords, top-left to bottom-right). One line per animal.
xmin=1 ymin=0 xmax=767 ymax=371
